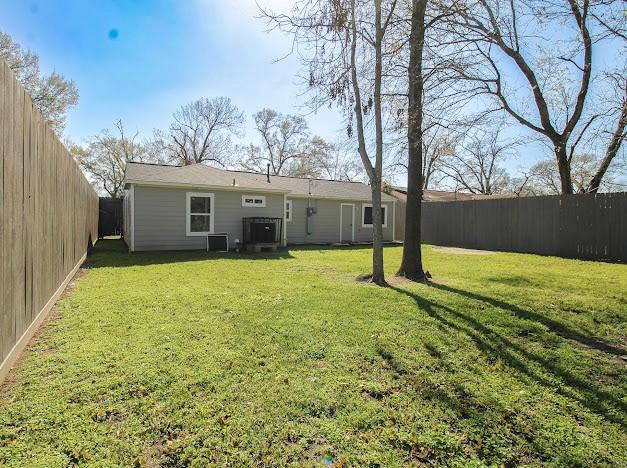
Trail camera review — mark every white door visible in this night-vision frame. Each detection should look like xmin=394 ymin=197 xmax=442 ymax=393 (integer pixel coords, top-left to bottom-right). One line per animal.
xmin=340 ymin=204 xmax=354 ymax=243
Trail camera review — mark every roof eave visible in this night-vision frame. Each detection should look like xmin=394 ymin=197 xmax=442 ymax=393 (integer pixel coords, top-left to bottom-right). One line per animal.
xmin=124 ymin=179 xmax=291 ymax=194
xmin=287 ymin=193 xmax=396 ymax=202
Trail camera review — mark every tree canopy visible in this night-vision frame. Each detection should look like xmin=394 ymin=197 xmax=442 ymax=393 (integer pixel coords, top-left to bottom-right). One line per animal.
xmin=0 ymin=31 xmax=79 ymax=136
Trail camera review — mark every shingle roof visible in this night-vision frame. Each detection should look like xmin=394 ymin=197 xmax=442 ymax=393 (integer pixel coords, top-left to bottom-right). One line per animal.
xmin=125 ymin=162 xmax=396 ymax=201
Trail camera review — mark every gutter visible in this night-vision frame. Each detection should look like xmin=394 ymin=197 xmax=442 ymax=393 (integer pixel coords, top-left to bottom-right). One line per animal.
xmin=123 ymin=179 xmax=290 ymax=194
xmin=287 ymin=193 xmax=397 ymax=203
xmin=122 ymin=180 xmax=396 ymax=202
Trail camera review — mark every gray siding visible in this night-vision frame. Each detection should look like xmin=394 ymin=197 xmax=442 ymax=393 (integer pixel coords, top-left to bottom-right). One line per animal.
xmin=286 ymin=197 xmax=393 ymax=244
xmin=394 ymin=199 xmax=405 ymax=241
xmin=133 ymin=185 xmax=284 ymax=251
xmin=131 ymin=185 xmax=395 ymax=251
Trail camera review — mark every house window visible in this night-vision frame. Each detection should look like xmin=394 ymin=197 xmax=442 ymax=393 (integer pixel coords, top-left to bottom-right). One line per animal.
xmin=285 ymin=199 xmax=293 ymax=222
xmin=242 ymin=195 xmax=266 ymax=207
xmin=362 ymin=203 xmax=387 ymax=228
xmin=186 ymin=192 xmax=214 ymax=236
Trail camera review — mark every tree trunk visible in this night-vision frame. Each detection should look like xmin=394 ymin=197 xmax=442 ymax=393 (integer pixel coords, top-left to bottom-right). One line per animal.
xmin=371 ymin=183 xmax=386 ymax=285
xmin=555 ymin=143 xmax=574 ymax=194
xmin=397 ymin=0 xmax=427 ymax=281
xmin=586 ymin=99 xmax=627 ymax=193
xmin=370 ymin=0 xmax=386 ymax=286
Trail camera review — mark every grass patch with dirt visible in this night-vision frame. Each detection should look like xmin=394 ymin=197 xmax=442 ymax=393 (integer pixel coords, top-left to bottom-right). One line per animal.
xmin=0 ymin=239 xmax=626 ymax=466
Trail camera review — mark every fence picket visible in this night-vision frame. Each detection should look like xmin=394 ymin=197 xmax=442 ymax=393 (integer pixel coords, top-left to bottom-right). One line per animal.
xmin=0 ymin=61 xmax=98 ymax=381
xmin=421 ymin=193 xmax=627 ymax=262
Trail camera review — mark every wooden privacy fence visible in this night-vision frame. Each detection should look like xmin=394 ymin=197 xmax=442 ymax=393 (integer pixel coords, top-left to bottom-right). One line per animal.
xmin=421 ymin=192 xmax=627 ymax=262
xmin=0 ymin=61 xmax=99 ymax=382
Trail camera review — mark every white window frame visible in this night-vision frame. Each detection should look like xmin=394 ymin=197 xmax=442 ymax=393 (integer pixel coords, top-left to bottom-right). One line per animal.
xmin=241 ymin=194 xmax=266 ymax=207
xmin=285 ymin=199 xmax=293 ymax=222
xmin=361 ymin=203 xmax=388 ymax=228
xmin=186 ymin=192 xmax=215 ymax=236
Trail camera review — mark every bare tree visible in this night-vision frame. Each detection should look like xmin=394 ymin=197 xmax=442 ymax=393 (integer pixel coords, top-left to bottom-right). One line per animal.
xmin=508 ymin=172 xmax=535 ymax=197
xmin=349 ymin=0 xmax=393 ymax=284
xmin=240 ymin=109 xmax=319 ymax=175
xmin=285 ymin=136 xmax=338 ymax=178
xmin=517 ymin=152 xmax=626 ymax=196
xmin=1 ymin=31 xmax=78 ymax=136
xmin=317 ymin=141 xmax=367 ymax=181
xmin=525 ymin=160 xmax=563 ymax=196
xmin=263 ymin=0 xmax=400 ymax=285
xmin=584 ymin=70 xmax=627 ymax=192
xmin=76 ymin=120 xmax=146 ymax=198
xmin=398 ymin=0 xmax=429 ymax=281
xmin=421 ymin=131 xmax=454 ymax=190
xmin=387 ymin=118 xmax=459 ymax=191
xmin=436 ymin=124 xmax=518 ymax=194
xmin=157 ymin=97 xmax=243 ymax=166
xmin=271 ymin=135 xmax=365 ymax=181
xmin=441 ymin=0 xmax=625 ymax=194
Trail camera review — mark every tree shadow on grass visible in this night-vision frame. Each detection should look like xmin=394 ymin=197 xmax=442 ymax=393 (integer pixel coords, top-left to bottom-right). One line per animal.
xmin=484 ymin=275 xmax=542 ymax=288
xmin=85 ymin=239 xmax=294 ymax=269
xmin=389 ymin=285 xmax=627 ymax=428
xmin=429 ymin=282 xmax=626 ymax=357
xmin=288 ymin=242 xmax=402 ymax=253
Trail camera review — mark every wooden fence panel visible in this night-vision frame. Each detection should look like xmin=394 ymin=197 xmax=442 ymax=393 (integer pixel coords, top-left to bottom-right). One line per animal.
xmin=611 ymin=193 xmax=627 ymax=261
xmin=1 ymin=63 xmax=5 ymax=357
xmin=0 ymin=61 xmax=99 ymax=382
xmin=421 ymin=192 xmax=627 ymax=262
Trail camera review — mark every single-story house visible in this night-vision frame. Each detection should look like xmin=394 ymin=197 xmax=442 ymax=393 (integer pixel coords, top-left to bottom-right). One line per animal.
xmin=122 ymin=162 xmax=397 ymax=252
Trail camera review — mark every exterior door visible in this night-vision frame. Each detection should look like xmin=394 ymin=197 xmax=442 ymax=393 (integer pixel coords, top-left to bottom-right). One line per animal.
xmin=341 ymin=204 xmax=354 ymax=243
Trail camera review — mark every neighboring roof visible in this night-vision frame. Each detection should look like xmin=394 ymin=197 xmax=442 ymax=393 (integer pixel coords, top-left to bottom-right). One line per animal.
xmin=125 ymin=162 xmax=396 ymax=202
xmin=391 ymin=187 xmax=508 ymax=202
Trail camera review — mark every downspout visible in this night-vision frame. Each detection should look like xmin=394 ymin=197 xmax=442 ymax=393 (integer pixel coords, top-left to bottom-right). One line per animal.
xmin=392 ymin=199 xmax=396 ymax=241
xmin=306 ymin=179 xmax=313 ymax=236
xmin=306 ymin=198 xmax=311 ymax=235
xmin=283 ymin=193 xmax=287 ymax=247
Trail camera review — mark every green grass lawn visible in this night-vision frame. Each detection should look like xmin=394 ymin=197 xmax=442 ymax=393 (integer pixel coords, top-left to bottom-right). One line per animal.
xmin=1 ymin=240 xmax=626 ymax=467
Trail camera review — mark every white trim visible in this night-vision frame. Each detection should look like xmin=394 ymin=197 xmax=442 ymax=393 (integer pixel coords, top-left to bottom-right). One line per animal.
xmin=241 ymin=194 xmax=266 ymax=207
xmin=124 ymin=180 xmax=396 ymax=203
xmin=186 ymin=192 xmax=215 ymax=236
xmin=392 ymin=199 xmax=396 ymax=241
xmin=283 ymin=195 xmax=288 ymax=246
xmin=339 ymin=203 xmax=355 ymax=242
xmin=361 ymin=203 xmax=388 ymax=228
xmin=285 ymin=199 xmax=293 ymax=222
xmin=130 ymin=184 xmax=135 ymax=252
xmin=0 ymin=250 xmax=87 ymax=385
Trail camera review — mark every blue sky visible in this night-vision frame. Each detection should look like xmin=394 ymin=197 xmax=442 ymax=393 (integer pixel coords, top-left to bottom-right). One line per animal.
xmin=0 ymin=0 xmax=343 ymax=145
xmin=1 ymin=0 xmax=624 ymax=188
